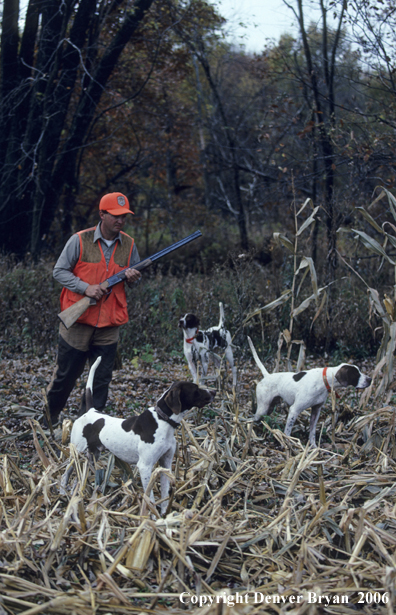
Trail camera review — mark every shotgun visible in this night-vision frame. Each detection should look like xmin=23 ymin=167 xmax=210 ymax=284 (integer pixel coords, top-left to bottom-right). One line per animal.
xmin=58 ymin=230 xmax=202 ymax=329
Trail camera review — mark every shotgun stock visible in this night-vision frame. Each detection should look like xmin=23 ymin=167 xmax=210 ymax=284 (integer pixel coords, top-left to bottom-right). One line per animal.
xmin=58 ymin=231 xmax=201 ymax=329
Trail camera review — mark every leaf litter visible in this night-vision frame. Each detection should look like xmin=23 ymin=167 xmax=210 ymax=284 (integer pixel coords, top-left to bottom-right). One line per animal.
xmin=0 ymin=353 xmax=395 ymax=614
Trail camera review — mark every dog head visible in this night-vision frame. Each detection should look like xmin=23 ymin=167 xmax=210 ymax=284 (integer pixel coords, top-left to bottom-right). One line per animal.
xmin=335 ymin=364 xmax=372 ymax=389
xmin=159 ymin=381 xmax=215 ymax=415
xmin=179 ymin=313 xmax=200 ymax=331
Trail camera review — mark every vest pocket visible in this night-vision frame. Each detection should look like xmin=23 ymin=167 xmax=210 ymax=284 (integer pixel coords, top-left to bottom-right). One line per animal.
xmin=112 ymin=290 xmax=128 ymax=326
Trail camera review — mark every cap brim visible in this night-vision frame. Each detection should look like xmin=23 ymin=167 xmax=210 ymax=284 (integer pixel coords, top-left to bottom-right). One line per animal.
xmin=106 ymin=208 xmax=134 ymax=215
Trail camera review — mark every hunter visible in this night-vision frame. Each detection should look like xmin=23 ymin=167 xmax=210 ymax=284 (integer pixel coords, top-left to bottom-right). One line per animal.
xmin=46 ymin=192 xmax=141 ymax=427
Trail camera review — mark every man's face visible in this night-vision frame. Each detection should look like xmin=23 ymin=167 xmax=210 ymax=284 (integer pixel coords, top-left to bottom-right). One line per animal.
xmin=99 ymin=210 xmax=128 ymax=239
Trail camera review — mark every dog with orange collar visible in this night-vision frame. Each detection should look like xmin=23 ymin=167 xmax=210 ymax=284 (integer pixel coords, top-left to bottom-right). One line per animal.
xmin=179 ymin=302 xmax=237 ymax=387
xmin=247 ymin=337 xmax=371 ymax=447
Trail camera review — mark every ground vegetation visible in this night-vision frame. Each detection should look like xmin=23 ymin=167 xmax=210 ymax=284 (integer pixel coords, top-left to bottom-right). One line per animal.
xmin=1 ymin=1 xmax=396 ymax=611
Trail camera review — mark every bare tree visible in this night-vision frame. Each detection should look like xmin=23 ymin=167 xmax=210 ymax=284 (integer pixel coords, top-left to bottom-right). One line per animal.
xmin=0 ymin=0 xmax=155 ymax=256
xmin=281 ymin=0 xmax=348 ymax=282
xmin=166 ymin=0 xmax=252 ymax=250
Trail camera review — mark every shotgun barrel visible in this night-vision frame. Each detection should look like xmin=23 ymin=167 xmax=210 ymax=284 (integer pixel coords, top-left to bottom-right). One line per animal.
xmin=58 ymin=230 xmax=202 ymax=329
xmin=105 ymin=229 xmax=202 ymax=288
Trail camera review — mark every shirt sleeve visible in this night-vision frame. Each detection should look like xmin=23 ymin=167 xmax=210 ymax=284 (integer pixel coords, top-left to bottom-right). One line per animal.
xmin=126 ymin=243 xmax=141 ymax=287
xmin=53 ymin=234 xmax=89 ymax=295
xmin=129 ymin=243 xmax=140 ymax=267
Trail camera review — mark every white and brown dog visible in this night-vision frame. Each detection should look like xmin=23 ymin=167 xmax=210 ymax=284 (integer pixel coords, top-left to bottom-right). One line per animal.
xmin=247 ymin=337 xmax=371 ymax=447
xmin=179 ymin=302 xmax=237 ymax=386
xmin=61 ymin=357 xmax=215 ymax=514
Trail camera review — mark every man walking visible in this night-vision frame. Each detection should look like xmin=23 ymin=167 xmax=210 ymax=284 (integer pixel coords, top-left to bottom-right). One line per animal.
xmin=47 ymin=192 xmax=141 ymax=427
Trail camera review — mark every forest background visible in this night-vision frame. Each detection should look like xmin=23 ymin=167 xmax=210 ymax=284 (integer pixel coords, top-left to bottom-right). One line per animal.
xmin=2 ymin=0 xmax=396 ymax=365
xmin=2 ymin=4 xmax=396 ymax=610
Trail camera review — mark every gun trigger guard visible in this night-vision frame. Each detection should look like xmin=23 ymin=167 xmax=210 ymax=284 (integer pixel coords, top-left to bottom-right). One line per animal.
xmin=89 ymin=298 xmax=97 ymax=306
xmin=104 ymin=288 xmax=113 ymax=302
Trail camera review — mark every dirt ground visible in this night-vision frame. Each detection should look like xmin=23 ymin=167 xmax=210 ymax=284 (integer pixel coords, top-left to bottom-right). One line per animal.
xmin=0 ymin=352 xmax=394 ymax=615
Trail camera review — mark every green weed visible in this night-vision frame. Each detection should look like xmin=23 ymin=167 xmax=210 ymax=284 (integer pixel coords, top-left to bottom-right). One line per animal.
xmin=0 ymin=239 xmax=380 ymax=363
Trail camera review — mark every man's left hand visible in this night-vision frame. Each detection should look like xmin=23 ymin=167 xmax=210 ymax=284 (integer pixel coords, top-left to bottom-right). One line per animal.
xmin=125 ymin=268 xmax=141 ymax=284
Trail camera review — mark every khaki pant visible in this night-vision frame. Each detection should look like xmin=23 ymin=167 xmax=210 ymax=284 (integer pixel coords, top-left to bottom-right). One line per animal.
xmin=46 ymin=323 xmax=120 ymax=424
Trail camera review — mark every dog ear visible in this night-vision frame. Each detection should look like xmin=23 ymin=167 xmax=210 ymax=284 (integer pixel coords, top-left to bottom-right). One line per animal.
xmin=164 ymin=386 xmax=182 ymax=414
xmin=186 ymin=314 xmax=200 ymax=329
xmin=335 ymin=365 xmax=359 ymax=387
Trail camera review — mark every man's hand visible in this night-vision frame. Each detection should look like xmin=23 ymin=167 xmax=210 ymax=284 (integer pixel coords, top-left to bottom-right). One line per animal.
xmin=84 ymin=269 xmax=140 ymax=298
xmin=125 ymin=268 xmax=141 ymax=284
xmin=84 ymin=284 xmax=106 ymax=301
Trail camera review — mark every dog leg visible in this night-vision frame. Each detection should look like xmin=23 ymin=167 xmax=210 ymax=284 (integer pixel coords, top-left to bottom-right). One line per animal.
xmin=185 ymin=347 xmax=199 ymax=383
xmin=254 ymin=395 xmax=281 ymax=422
xmin=284 ymin=402 xmax=305 ymax=439
xmin=188 ymin=359 xmax=199 ymax=384
xmin=158 ymin=445 xmax=176 ymax=515
xmin=225 ymin=346 xmax=237 ymax=386
xmin=254 ymin=383 xmax=277 ymax=420
xmin=137 ymin=459 xmax=156 ymax=507
xmin=200 ymin=350 xmax=209 ymax=383
xmin=308 ymin=403 xmax=323 ymax=448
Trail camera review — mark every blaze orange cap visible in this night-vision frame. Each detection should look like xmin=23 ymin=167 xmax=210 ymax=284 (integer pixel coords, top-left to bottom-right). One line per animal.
xmin=99 ymin=192 xmax=134 ymax=215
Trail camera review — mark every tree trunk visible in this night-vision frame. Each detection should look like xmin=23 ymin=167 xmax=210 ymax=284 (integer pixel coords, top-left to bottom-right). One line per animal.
xmin=0 ymin=0 xmax=155 ymax=257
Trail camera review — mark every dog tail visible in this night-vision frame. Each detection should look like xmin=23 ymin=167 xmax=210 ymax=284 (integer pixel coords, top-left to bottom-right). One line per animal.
xmin=218 ymin=302 xmax=225 ymax=328
xmin=247 ymin=336 xmax=269 ymax=377
xmin=85 ymin=356 xmax=102 ymax=410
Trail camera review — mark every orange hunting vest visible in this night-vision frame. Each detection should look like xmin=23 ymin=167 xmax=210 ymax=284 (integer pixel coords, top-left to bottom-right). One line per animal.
xmin=60 ymin=227 xmax=134 ymax=328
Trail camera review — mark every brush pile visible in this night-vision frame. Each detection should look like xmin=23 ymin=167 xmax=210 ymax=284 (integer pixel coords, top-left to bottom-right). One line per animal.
xmin=0 ymin=359 xmax=396 ymax=615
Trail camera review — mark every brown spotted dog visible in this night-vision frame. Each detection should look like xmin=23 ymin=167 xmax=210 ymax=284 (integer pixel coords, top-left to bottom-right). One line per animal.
xmin=179 ymin=302 xmax=237 ymax=386
xmin=248 ymin=337 xmax=372 ymax=447
xmin=61 ymin=357 xmax=215 ymax=513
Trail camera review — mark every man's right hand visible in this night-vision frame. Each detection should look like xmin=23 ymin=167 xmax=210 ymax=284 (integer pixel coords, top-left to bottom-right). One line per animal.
xmin=84 ymin=284 xmax=106 ymax=301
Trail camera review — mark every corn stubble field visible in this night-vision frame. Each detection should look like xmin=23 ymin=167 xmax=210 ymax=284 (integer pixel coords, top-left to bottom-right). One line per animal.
xmin=0 ymin=350 xmax=395 ymax=615
xmin=2 ymin=193 xmax=396 ymax=613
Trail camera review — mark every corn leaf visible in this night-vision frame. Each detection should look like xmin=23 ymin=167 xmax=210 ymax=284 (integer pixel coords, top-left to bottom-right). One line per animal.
xmin=292 ymin=284 xmax=328 ymax=317
xmin=273 ymin=232 xmax=295 ymax=253
xmin=309 ymin=290 xmax=327 ymax=332
xmin=385 ymin=322 xmax=396 ymax=388
xmin=382 ymin=187 xmax=396 ymax=223
xmin=355 ymin=207 xmax=384 ymax=234
xmin=243 ymin=290 xmax=292 ymax=324
xmin=296 ymin=265 xmax=310 ymax=298
xmin=368 ymin=287 xmax=389 ymax=321
xmin=295 ymin=340 xmax=306 ymax=371
xmin=296 ymin=197 xmax=314 ymax=217
xmin=352 ymin=229 xmax=395 ymax=265
xmin=382 ymin=223 xmax=396 ymax=250
xmin=301 ymin=256 xmax=318 ymax=299
xmin=296 ymin=206 xmax=319 ymax=236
